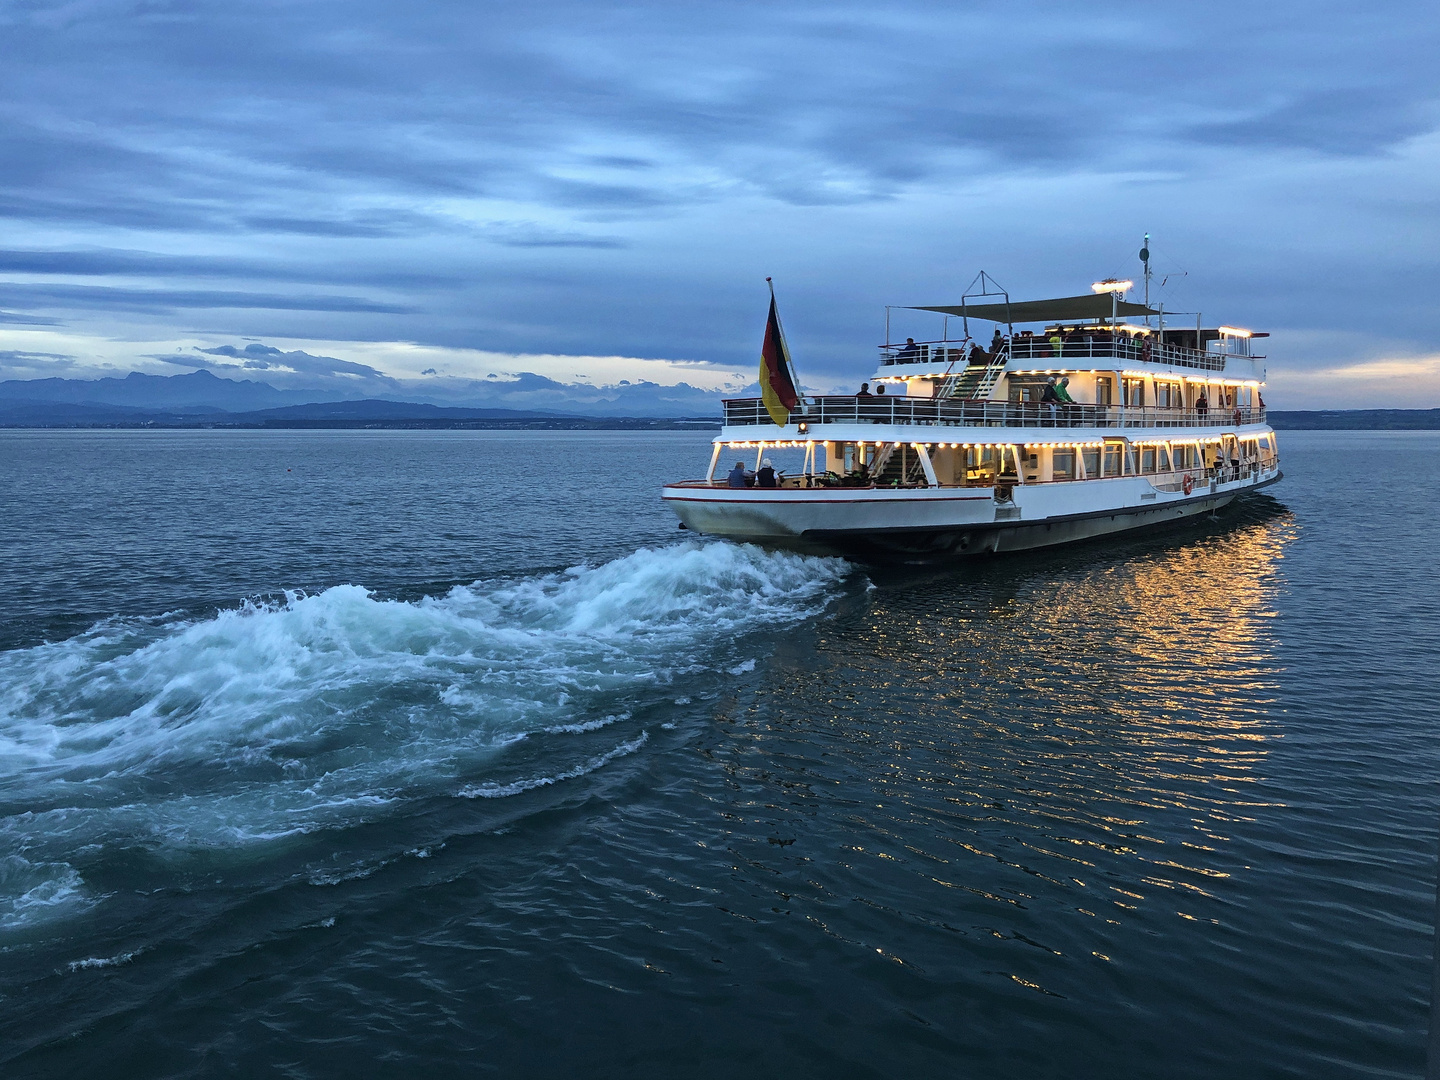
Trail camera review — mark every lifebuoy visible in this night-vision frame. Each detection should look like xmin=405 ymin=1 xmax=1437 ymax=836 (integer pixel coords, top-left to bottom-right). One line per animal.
xmin=1182 ymin=474 xmax=1194 ymax=495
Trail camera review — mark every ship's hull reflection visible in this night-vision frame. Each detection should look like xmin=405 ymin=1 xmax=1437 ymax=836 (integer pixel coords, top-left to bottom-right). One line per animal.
xmin=710 ymin=492 xmax=1295 ymax=1008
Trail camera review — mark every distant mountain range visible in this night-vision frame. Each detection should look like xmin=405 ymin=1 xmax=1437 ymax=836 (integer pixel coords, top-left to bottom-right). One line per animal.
xmin=0 ymin=369 xmax=725 ymax=427
xmin=0 ymin=370 xmax=1433 ymax=429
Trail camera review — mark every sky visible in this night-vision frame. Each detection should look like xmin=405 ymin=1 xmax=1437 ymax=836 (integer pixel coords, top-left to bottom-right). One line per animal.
xmin=1 ymin=0 xmax=1438 ymax=409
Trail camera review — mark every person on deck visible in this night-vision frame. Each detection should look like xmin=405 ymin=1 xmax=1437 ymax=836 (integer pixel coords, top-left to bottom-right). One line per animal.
xmin=1049 ymin=330 xmax=1064 ymax=358
xmin=990 ymin=328 xmax=1004 ymax=354
xmin=1055 ymin=376 xmax=1076 ymax=427
xmin=756 ymin=458 xmax=778 ymax=488
xmin=1206 ymin=443 xmax=1222 ymax=477
xmin=1195 ymin=390 xmax=1209 ymax=419
xmin=1041 ymin=377 xmax=1061 ymax=425
xmin=897 ymin=338 xmax=920 ymax=362
xmin=856 ymin=381 xmax=881 ymax=423
xmin=726 ymin=461 xmax=753 ymax=488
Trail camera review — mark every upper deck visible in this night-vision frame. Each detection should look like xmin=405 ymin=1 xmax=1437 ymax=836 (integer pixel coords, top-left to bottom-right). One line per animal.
xmin=877 ymin=327 xmax=1261 ymax=378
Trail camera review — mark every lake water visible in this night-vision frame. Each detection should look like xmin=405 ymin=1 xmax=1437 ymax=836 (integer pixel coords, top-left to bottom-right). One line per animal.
xmin=0 ymin=429 xmax=1434 ymax=1078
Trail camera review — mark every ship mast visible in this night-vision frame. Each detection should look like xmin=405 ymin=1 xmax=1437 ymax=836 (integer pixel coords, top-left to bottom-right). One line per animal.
xmin=1140 ymin=233 xmax=1152 ymax=325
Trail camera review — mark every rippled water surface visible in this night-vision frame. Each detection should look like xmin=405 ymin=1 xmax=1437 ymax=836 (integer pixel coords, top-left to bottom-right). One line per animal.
xmin=0 ymin=429 xmax=1435 ymax=1078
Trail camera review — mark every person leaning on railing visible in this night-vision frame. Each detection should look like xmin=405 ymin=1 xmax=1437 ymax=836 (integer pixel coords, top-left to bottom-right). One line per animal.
xmin=1055 ymin=377 xmax=1077 ymax=428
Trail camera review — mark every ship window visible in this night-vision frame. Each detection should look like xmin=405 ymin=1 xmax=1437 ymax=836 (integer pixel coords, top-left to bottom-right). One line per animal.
xmin=1122 ymin=378 xmax=1145 ymax=407
xmin=1052 ymin=448 xmax=1075 ymax=480
xmin=1007 ymin=377 xmax=1051 ymax=403
xmin=1082 ymin=447 xmax=1101 ymax=478
xmin=1158 ymin=446 xmax=1172 ymax=471
xmin=1125 ymin=447 xmax=1139 ymax=474
xmin=1258 ymin=436 xmax=1271 ymax=450
xmin=1095 ymin=376 xmax=1114 ymax=406
xmin=1140 ymin=447 xmax=1157 ymax=473
xmin=1103 ymin=444 xmax=1123 ymax=476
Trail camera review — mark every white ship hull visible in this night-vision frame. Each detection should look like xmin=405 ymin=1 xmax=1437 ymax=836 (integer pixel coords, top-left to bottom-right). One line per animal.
xmin=664 ymin=467 xmax=1280 ymax=558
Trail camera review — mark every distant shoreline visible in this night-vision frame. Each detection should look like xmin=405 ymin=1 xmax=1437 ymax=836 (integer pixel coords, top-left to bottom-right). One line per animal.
xmin=0 ymin=416 xmax=721 ymax=431
xmin=4 ymin=409 xmax=1439 ymax=432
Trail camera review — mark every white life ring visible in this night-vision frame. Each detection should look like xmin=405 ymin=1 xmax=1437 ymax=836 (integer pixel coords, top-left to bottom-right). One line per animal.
xmin=1182 ymin=473 xmax=1194 ymax=495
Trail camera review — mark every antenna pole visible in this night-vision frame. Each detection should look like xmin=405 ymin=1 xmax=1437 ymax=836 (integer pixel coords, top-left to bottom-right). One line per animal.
xmin=1140 ymin=233 xmax=1152 ymax=326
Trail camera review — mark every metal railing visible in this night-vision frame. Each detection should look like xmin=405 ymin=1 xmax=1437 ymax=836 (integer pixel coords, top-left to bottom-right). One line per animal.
xmin=722 ymin=397 xmax=1266 ymax=430
xmin=879 ymin=335 xmax=1253 ymax=373
xmin=669 ymin=457 xmax=1277 ymax=491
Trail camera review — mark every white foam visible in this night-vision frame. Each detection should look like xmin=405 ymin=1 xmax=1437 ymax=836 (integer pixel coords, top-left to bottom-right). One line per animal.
xmin=458 ymin=732 xmax=648 ymax=799
xmin=0 ymin=543 xmax=849 ymax=925
xmin=68 ymin=948 xmax=142 ymax=972
xmin=0 ymin=855 xmax=94 ymax=930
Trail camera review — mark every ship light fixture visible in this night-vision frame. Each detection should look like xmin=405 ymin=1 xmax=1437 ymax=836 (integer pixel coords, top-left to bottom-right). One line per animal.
xmin=1091 ymin=279 xmax=1133 ymax=294
xmin=1218 ymin=326 xmax=1252 ymax=338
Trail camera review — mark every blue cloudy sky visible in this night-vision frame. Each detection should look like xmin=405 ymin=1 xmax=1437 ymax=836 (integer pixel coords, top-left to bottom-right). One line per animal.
xmin=1 ymin=0 xmax=1437 ymax=408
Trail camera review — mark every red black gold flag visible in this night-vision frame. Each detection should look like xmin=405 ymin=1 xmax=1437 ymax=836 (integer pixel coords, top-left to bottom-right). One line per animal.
xmin=759 ymin=284 xmax=800 ymax=427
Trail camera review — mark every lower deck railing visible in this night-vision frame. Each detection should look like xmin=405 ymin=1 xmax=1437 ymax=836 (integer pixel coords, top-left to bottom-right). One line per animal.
xmin=722 ymin=397 xmax=1264 ymax=429
xmin=673 ymin=459 xmax=1278 ymax=491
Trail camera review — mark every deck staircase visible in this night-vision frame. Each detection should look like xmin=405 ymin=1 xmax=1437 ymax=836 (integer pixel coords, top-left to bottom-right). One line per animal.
xmin=867 ymin=442 xmax=897 ymax=480
xmin=872 ymin=443 xmax=928 ymax=486
xmin=935 ymin=342 xmax=1010 ymax=401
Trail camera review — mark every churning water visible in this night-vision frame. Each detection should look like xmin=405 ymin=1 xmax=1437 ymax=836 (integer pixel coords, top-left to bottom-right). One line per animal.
xmin=0 ymin=429 xmax=1435 ymax=1078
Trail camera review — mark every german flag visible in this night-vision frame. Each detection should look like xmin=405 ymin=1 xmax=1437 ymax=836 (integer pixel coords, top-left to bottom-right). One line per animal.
xmin=759 ymin=283 xmax=801 ymax=427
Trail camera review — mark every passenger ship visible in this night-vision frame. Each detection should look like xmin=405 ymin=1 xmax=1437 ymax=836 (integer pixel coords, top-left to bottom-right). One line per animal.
xmin=662 ymin=277 xmax=1281 ymax=558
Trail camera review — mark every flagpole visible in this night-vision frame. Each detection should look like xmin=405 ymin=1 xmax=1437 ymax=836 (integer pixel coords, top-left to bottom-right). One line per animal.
xmin=765 ymin=277 xmax=806 ymax=411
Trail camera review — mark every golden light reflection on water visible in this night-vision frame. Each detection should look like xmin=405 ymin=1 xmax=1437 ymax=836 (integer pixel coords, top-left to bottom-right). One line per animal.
xmin=709 ymin=501 xmax=1298 ymax=990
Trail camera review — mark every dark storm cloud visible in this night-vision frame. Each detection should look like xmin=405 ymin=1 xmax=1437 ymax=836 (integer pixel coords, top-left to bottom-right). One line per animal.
xmin=0 ymin=0 xmax=1437 ymax=383
xmin=0 ymin=283 xmax=416 ymax=315
xmin=1189 ymin=88 xmax=1438 ymax=156
xmin=10 ymin=0 xmax=1432 ymax=225
xmin=0 ymin=248 xmax=457 ymax=287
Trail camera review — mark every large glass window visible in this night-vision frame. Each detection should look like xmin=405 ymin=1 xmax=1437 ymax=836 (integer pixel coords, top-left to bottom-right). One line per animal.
xmin=1140 ymin=447 xmax=1157 ymax=473
xmin=1103 ymin=444 xmax=1123 ymax=476
xmin=1095 ymin=376 xmax=1114 ymax=405
xmin=1154 ymin=381 xmax=1182 ymax=408
xmin=1052 ymin=448 xmax=1075 ymax=480
xmin=1122 ymin=378 xmax=1145 ymax=407
xmin=1082 ymin=447 xmax=1101 ymax=478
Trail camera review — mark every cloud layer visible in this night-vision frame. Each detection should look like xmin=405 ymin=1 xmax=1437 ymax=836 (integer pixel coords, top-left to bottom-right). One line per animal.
xmin=1 ymin=1 xmax=1437 ymax=404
